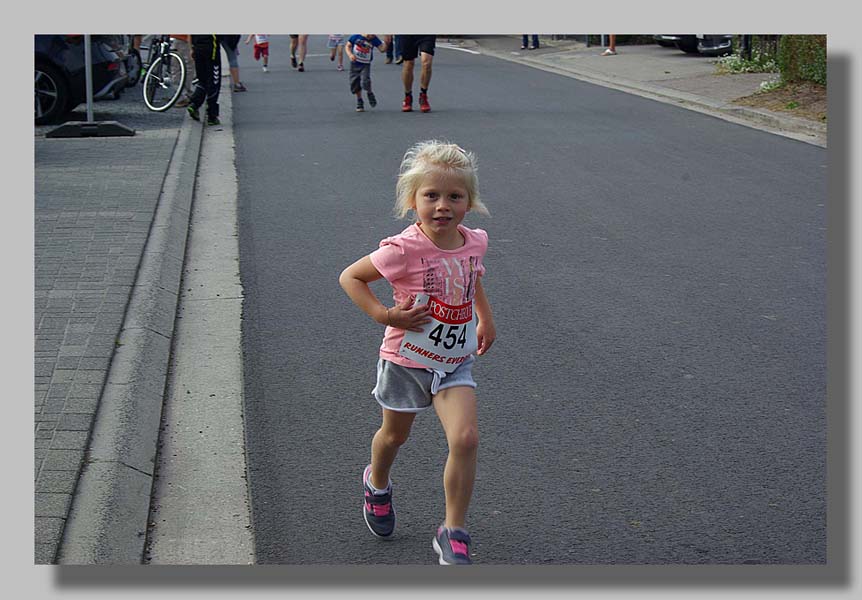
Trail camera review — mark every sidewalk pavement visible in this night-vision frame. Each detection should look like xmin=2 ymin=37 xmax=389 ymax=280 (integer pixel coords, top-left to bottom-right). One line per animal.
xmin=33 ymin=36 xmax=825 ymax=565
xmin=460 ymin=35 xmax=826 ymax=148
xmin=34 ymin=88 xmax=203 ymax=563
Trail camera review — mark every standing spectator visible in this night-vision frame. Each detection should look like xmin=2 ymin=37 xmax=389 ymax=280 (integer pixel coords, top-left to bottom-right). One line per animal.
xmin=521 ymin=35 xmax=539 ymax=50
xmin=601 ymin=34 xmax=617 ymax=56
xmin=245 ymin=34 xmax=270 ymax=72
xmin=384 ymin=35 xmax=402 ymax=64
xmin=399 ymin=35 xmax=436 ymax=113
xmin=187 ymin=34 xmax=222 ymax=126
xmin=132 ymin=34 xmax=145 ymax=78
xmin=328 ymin=34 xmax=346 ymax=71
xmin=220 ymin=34 xmax=246 ymax=91
xmin=171 ymin=34 xmax=196 ymax=107
xmin=345 ymin=34 xmax=386 ymax=112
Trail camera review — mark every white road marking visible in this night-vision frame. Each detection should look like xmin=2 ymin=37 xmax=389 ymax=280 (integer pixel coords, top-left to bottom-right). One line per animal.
xmin=437 ymin=43 xmax=481 ymax=54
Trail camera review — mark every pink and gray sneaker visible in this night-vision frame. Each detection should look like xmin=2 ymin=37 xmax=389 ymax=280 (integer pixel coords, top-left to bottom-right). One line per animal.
xmin=432 ymin=525 xmax=473 ymax=565
xmin=363 ymin=464 xmax=395 ymax=538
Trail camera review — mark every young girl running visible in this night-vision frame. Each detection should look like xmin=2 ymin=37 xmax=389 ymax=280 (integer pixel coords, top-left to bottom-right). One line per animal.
xmin=339 ymin=140 xmax=496 ymax=565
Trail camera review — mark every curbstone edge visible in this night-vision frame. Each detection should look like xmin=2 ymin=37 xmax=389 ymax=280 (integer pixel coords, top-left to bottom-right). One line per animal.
xmin=56 ymin=112 xmax=205 ymax=565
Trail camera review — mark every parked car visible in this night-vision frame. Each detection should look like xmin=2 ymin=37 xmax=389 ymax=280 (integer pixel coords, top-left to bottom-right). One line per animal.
xmin=35 ymin=34 xmax=129 ymax=125
xmin=654 ymin=35 xmax=678 ymax=48
xmin=654 ymin=35 xmax=734 ymax=56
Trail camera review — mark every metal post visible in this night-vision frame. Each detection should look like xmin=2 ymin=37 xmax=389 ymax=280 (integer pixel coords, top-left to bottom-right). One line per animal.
xmin=47 ymin=34 xmax=135 ymax=137
xmin=84 ymin=34 xmax=94 ymax=123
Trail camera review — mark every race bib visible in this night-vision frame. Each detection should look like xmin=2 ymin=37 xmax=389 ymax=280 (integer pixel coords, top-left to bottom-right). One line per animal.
xmin=354 ymin=41 xmax=373 ymax=63
xmin=399 ymin=293 xmax=478 ymax=373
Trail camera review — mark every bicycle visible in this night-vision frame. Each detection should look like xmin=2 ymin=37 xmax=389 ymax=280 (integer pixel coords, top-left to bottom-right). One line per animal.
xmin=141 ymin=35 xmax=187 ymax=111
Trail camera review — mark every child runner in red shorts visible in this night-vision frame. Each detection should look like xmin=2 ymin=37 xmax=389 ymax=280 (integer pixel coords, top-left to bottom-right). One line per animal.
xmin=244 ymin=34 xmax=269 ymax=72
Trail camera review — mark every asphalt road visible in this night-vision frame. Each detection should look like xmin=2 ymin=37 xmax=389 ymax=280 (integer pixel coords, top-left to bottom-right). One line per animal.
xmin=233 ymin=35 xmax=826 ymax=565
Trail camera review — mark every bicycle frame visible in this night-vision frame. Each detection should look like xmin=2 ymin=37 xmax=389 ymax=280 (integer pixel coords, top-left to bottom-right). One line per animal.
xmin=141 ymin=35 xmax=172 ymax=70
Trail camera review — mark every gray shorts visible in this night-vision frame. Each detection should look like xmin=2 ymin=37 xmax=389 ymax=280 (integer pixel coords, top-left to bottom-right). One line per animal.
xmin=371 ymin=355 xmax=477 ymax=413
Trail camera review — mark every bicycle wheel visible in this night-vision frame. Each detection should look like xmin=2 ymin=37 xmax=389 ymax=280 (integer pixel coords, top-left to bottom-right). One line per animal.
xmin=142 ymin=52 xmax=186 ymax=111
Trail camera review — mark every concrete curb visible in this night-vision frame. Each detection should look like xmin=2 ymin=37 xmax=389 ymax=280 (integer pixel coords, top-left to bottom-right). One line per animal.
xmin=466 ymin=39 xmax=827 ymax=148
xmin=56 ymin=112 xmax=204 ymax=564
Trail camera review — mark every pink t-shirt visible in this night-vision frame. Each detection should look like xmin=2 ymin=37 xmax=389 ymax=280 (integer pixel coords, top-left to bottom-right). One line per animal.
xmin=369 ymin=223 xmax=488 ymax=369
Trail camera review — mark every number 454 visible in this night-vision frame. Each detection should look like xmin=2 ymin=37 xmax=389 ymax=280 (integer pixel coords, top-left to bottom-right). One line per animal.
xmin=428 ymin=324 xmax=467 ymax=350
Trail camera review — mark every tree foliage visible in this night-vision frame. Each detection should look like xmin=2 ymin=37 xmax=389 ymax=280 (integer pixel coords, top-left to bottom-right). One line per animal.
xmin=778 ymin=35 xmax=827 ymax=86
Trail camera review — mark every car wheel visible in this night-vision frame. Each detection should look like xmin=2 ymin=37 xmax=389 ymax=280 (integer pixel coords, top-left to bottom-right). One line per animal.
xmin=35 ymin=62 xmax=69 ymax=125
xmin=656 ymin=40 xmax=675 ymax=47
xmin=676 ymin=38 xmax=700 ymax=54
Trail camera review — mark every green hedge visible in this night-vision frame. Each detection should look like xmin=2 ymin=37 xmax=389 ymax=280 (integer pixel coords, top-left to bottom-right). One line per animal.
xmin=778 ymin=35 xmax=826 ymax=86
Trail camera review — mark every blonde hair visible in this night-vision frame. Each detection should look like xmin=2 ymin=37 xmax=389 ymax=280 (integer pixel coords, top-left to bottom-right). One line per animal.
xmin=394 ymin=140 xmax=489 ymax=219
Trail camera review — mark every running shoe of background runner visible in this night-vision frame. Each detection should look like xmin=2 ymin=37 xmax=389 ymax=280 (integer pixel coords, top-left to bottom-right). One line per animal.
xmin=419 ymin=92 xmax=431 ymax=113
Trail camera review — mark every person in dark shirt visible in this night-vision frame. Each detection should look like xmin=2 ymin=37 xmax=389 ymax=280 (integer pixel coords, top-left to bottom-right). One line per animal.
xmin=187 ymin=35 xmax=222 ymax=125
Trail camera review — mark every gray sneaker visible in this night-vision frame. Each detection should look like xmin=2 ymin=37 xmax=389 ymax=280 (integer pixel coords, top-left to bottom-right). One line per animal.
xmin=363 ymin=465 xmax=394 ymax=537
xmin=432 ymin=526 xmax=472 ymax=565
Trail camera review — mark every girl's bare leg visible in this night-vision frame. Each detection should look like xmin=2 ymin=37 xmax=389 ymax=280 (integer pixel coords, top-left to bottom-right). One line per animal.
xmin=370 ymin=408 xmax=416 ymax=490
xmin=433 ymin=386 xmax=479 ymax=529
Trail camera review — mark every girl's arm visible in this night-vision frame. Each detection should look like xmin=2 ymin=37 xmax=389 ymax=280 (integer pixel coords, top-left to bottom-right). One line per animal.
xmin=339 ymin=256 xmax=431 ymax=331
xmin=345 ymin=40 xmax=355 ymax=62
xmin=473 ymin=278 xmax=496 ymax=355
xmin=245 ymin=35 xmax=252 ymax=44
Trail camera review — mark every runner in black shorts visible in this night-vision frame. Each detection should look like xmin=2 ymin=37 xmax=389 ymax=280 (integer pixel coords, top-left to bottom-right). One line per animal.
xmin=289 ymin=35 xmax=298 ymax=68
xmin=399 ymin=35 xmax=436 ymax=113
